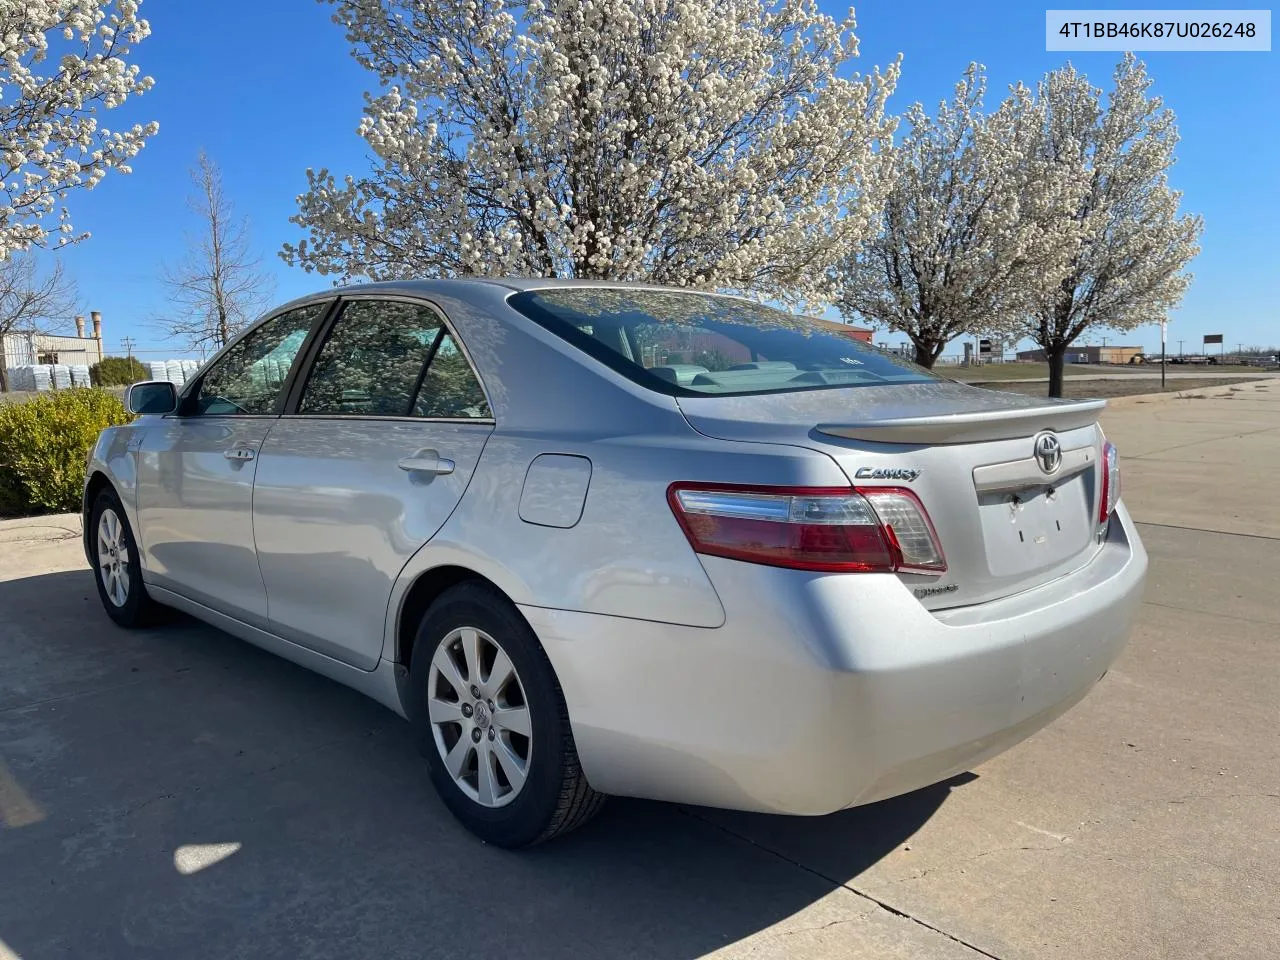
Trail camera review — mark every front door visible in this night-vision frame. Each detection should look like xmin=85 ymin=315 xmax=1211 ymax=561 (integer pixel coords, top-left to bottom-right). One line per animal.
xmin=252 ymin=297 xmax=495 ymax=669
xmin=135 ymin=303 xmax=327 ymax=625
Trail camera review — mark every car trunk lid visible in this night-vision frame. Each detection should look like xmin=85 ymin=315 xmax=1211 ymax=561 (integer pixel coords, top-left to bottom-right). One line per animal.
xmin=676 ymin=381 xmax=1109 ymax=610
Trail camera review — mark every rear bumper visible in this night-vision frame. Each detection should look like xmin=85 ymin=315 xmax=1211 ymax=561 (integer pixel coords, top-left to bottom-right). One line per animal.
xmin=522 ymin=503 xmax=1147 ymax=815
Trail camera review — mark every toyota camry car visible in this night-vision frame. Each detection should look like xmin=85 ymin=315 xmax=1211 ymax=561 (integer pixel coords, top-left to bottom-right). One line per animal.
xmin=84 ymin=280 xmax=1147 ymax=847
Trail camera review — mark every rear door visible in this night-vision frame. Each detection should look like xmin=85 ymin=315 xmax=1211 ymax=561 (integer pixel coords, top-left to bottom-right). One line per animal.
xmin=251 ymin=296 xmax=495 ymax=670
xmin=135 ymin=303 xmax=327 ymax=625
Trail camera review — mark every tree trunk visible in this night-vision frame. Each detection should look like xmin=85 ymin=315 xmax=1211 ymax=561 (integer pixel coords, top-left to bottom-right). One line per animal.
xmin=913 ymin=339 xmax=942 ymax=369
xmin=1046 ymin=345 xmax=1067 ymax=398
xmin=0 ymin=353 xmax=8 ymax=393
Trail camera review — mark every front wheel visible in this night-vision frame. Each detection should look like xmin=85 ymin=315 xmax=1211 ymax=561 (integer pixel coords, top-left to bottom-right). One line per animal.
xmin=90 ymin=488 xmax=158 ymax=628
xmin=408 ymin=581 xmax=604 ymax=847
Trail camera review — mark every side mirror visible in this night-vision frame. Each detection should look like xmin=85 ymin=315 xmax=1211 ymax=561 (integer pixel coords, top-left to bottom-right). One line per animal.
xmin=127 ymin=380 xmax=178 ymax=415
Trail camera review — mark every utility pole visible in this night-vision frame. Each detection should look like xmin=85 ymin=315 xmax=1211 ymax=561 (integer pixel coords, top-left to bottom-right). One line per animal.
xmin=1178 ymin=339 xmax=1184 ymax=358
xmin=1160 ymin=320 xmax=1167 ymax=391
xmin=120 ymin=337 xmax=136 ymax=363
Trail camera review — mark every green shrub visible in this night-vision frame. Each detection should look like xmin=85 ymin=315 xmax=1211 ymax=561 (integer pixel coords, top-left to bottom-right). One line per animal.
xmin=90 ymin=355 xmax=148 ymax=387
xmin=0 ymin=389 xmax=133 ymax=515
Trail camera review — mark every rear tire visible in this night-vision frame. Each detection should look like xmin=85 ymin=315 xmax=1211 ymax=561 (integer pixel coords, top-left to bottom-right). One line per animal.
xmin=408 ymin=581 xmax=604 ymax=847
xmin=89 ymin=488 xmax=159 ymax=628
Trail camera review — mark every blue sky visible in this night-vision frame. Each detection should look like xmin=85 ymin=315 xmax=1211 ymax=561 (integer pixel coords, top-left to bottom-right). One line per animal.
xmin=52 ymin=0 xmax=1279 ymax=359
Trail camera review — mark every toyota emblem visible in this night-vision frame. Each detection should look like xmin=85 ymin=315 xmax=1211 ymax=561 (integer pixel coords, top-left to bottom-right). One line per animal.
xmin=1034 ymin=432 xmax=1062 ymax=474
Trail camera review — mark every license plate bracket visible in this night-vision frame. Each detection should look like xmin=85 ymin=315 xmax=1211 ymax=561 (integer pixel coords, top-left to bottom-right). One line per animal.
xmin=978 ymin=478 xmax=1091 ymax=577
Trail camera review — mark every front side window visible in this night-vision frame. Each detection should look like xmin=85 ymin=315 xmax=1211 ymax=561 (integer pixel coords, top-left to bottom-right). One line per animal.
xmin=194 ymin=304 xmax=324 ymax=416
xmin=298 ymin=299 xmax=490 ymax=419
xmin=509 ymin=288 xmax=938 ymax=397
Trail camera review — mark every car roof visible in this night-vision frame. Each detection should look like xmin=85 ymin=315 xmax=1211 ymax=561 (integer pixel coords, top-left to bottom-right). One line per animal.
xmin=273 ymin=277 xmax=733 ymax=312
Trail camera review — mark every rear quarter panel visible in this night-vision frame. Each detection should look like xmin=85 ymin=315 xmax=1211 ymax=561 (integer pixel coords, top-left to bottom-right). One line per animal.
xmin=381 ymin=288 xmax=853 ymax=659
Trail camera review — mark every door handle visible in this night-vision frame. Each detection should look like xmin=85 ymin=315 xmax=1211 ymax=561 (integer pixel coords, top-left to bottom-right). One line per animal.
xmin=224 ymin=447 xmax=256 ymax=462
xmin=398 ymin=451 xmax=455 ymax=475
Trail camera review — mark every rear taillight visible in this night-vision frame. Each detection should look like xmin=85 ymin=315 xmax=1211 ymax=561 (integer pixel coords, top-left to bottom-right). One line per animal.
xmin=667 ymin=483 xmax=946 ymax=574
xmin=1099 ymin=441 xmax=1121 ymax=526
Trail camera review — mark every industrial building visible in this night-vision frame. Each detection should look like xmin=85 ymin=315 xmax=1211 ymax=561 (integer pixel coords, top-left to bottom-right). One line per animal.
xmin=1016 ymin=344 xmax=1145 ymax=365
xmin=810 ymin=317 xmax=874 ymax=342
xmin=1 ymin=311 xmax=106 ymax=370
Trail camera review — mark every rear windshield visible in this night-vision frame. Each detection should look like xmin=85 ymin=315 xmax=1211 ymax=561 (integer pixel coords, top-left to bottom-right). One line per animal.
xmin=508 ymin=288 xmax=936 ymax=396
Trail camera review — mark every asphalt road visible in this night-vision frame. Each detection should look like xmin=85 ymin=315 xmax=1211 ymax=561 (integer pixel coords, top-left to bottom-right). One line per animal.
xmin=0 ymin=380 xmax=1276 ymax=959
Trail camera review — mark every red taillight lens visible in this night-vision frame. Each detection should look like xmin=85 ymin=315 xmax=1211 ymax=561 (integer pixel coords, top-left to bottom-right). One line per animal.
xmin=1099 ymin=441 xmax=1121 ymax=526
xmin=667 ymin=483 xmax=946 ymax=574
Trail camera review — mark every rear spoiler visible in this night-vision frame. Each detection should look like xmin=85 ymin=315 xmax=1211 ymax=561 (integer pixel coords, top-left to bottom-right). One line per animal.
xmin=815 ymin=398 xmax=1107 ymax=445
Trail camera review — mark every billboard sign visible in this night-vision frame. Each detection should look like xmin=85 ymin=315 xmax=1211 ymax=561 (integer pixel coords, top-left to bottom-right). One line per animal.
xmin=1204 ymin=334 xmax=1224 ymax=344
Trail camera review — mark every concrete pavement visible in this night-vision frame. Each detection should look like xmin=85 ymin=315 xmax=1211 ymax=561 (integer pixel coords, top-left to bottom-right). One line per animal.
xmin=0 ymin=381 xmax=1276 ymax=959
xmin=965 ymin=370 xmax=1280 ymax=385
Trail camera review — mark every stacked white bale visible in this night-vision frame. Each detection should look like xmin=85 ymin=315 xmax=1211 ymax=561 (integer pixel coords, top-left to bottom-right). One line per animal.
xmin=10 ymin=366 xmax=35 ymax=391
xmin=51 ymin=364 xmax=72 ymax=389
xmin=181 ymin=359 xmax=200 ymax=379
xmin=165 ymin=359 xmax=186 ymax=384
xmin=148 ymin=360 xmax=168 ymax=381
xmin=70 ymin=365 xmax=91 ymax=387
xmin=32 ymin=366 xmax=52 ymax=391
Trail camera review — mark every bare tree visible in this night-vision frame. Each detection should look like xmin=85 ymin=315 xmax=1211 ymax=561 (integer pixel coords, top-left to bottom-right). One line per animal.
xmin=0 ymin=256 xmax=79 ymax=392
xmin=159 ymin=152 xmax=274 ymax=353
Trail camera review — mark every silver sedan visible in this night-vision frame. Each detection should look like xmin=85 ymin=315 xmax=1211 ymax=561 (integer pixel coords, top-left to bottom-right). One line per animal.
xmin=84 ymin=280 xmax=1147 ymax=847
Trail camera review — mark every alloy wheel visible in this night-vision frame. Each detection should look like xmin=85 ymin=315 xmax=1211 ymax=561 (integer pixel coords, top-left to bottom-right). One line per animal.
xmin=96 ymin=508 xmax=130 ymax=608
xmin=426 ymin=626 xmax=533 ymax=808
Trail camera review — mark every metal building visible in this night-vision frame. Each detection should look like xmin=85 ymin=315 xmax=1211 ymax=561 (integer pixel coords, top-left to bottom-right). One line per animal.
xmin=1 ymin=311 xmax=106 ymax=371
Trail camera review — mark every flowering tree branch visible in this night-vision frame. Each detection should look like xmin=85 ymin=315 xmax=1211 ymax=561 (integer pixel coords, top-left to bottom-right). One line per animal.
xmin=0 ymin=0 xmax=158 ymax=257
xmin=283 ymin=0 xmax=899 ymax=306
xmin=1009 ymin=55 xmax=1203 ymax=396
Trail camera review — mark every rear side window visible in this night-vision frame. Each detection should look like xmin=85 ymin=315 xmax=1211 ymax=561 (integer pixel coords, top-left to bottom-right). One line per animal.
xmin=509 ymin=288 xmax=936 ymax=396
xmin=298 ymin=299 xmax=491 ymax=419
xmin=300 ymin=299 xmax=441 ymax=415
xmin=413 ymin=333 xmax=491 ymax=419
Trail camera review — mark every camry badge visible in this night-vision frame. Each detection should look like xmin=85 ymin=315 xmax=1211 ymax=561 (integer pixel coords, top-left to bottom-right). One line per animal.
xmin=1034 ymin=432 xmax=1062 ymax=474
xmin=854 ymin=467 xmax=922 ymax=482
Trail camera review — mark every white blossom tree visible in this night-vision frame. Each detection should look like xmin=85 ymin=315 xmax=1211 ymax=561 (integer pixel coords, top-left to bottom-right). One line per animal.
xmin=158 ymin=151 xmax=275 ymax=353
xmin=0 ymin=1 xmax=158 ymax=258
xmin=836 ymin=64 xmax=1075 ymax=368
xmin=1009 ymin=56 xmax=1203 ymax=397
xmin=282 ymin=0 xmax=899 ymax=304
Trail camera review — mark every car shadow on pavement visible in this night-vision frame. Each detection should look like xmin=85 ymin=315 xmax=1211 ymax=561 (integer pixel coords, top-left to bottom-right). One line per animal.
xmin=0 ymin=569 xmax=967 ymax=959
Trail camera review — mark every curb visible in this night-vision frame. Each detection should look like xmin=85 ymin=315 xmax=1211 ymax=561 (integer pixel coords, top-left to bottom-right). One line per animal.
xmin=1102 ymin=378 xmax=1277 ymax=408
xmin=0 ymin=512 xmax=82 ymax=539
